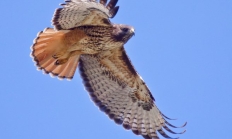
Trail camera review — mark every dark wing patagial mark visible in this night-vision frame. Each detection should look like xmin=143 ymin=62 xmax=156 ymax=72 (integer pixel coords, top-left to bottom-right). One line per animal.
xmin=120 ymin=47 xmax=137 ymax=75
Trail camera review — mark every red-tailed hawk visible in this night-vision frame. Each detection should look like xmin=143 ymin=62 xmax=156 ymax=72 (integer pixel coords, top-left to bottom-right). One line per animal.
xmin=30 ymin=0 xmax=186 ymax=139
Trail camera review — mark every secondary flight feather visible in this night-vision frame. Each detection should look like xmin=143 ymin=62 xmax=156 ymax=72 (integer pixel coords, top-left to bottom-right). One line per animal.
xmin=30 ymin=0 xmax=186 ymax=139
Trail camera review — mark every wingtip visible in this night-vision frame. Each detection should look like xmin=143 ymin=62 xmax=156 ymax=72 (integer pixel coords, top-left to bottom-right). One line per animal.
xmin=110 ymin=6 xmax=119 ymax=18
xmin=162 ymin=113 xmax=178 ymax=120
xmin=180 ymin=129 xmax=186 ymax=134
xmin=163 ymin=124 xmax=186 ymax=135
xmin=165 ymin=120 xmax=187 ymax=129
xmin=182 ymin=122 xmax=187 ymax=127
xmin=106 ymin=0 xmax=118 ymax=10
xmin=158 ymin=128 xmax=178 ymax=139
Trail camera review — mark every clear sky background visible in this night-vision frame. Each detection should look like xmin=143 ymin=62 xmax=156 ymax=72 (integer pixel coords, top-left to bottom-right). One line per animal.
xmin=0 ymin=0 xmax=231 ymax=139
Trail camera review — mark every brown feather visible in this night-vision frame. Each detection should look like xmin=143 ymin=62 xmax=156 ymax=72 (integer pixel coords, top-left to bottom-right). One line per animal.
xmin=100 ymin=0 xmax=107 ymax=6
xmin=79 ymin=47 xmax=186 ymax=139
xmin=52 ymin=0 xmax=118 ymax=30
xmin=106 ymin=0 xmax=118 ymax=10
xmin=30 ymin=1 xmax=186 ymax=139
xmin=52 ymin=8 xmax=63 ymax=30
xmin=110 ymin=6 xmax=119 ymax=18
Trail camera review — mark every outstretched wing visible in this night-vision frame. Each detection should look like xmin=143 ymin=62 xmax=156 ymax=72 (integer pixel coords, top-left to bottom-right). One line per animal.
xmin=79 ymin=47 xmax=186 ymax=139
xmin=52 ymin=0 xmax=119 ymax=30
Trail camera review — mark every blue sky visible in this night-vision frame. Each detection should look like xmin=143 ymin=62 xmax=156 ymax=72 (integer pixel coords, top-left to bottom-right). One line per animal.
xmin=0 ymin=0 xmax=232 ymax=139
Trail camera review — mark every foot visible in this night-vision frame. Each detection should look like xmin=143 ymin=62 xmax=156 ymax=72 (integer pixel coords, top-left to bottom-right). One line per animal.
xmin=55 ymin=58 xmax=68 ymax=65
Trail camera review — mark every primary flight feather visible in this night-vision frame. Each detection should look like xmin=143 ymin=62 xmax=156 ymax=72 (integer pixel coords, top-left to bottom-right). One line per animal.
xmin=30 ymin=0 xmax=186 ymax=138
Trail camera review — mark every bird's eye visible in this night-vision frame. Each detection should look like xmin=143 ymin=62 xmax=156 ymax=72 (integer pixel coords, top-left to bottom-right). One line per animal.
xmin=122 ymin=28 xmax=129 ymax=32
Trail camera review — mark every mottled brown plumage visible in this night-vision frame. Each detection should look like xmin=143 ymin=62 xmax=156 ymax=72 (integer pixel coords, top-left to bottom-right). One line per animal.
xmin=30 ymin=0 xmax=186 ymax=138
xmin=79 ymin=48 xmax=186 ymax=139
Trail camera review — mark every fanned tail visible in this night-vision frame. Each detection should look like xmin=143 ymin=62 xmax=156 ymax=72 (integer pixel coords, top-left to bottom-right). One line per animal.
xmin=30 ymin=28 xmax=79 ymax=80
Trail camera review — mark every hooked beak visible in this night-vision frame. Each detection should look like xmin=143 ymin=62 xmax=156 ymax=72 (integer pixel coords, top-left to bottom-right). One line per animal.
xmin=130 ymin=28 xmax=135 ymax=36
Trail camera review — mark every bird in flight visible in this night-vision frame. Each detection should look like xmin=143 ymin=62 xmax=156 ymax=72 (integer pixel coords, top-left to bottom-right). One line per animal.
xmin=30 ymin=0 xmax=186 ymax=139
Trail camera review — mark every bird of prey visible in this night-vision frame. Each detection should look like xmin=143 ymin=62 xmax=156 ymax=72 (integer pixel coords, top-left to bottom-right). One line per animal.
xmin=30 ymin=0 xmax=186 ymax=139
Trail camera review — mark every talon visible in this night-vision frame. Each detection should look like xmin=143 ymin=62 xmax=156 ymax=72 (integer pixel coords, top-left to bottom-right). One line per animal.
xmin=52 ymin=51 xmax=66 ymax=59
xmin=55 ymin=58 xmax=68 ymax=65
xmin=55 ymin=60 xmax=60 ymax=65
xmin=52 ymin=54 xmax=59 ymax=59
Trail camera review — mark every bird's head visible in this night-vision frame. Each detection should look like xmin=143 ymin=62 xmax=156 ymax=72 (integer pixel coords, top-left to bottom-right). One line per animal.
xmin=111 ymin=24 xmax=135 ymax=43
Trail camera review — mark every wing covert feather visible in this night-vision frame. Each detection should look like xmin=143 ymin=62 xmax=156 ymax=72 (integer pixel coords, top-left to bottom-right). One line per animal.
xmin=52 ymin=0 xmax=119 ymax=30
xmin=79 ymin=47 xmax=186 ymax=139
